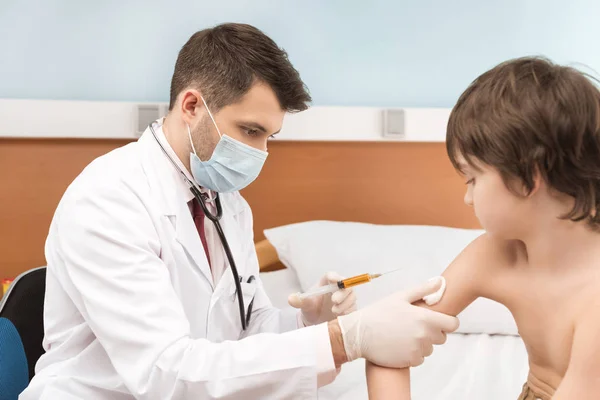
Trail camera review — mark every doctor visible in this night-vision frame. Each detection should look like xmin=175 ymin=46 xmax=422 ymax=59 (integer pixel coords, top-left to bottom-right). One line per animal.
xmin=21 ymin=23 xmax=459 ymax=399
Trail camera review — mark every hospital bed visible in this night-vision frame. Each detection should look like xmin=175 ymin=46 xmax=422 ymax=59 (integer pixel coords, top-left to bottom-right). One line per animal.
xmin=255 ymin=222 xmax=529 ymax=399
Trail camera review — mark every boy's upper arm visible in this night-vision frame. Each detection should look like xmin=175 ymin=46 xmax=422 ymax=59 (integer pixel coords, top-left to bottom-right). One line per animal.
xmin=417 ymin=233 xmax=504 ymax=317
xmin=554 ymin=307 xmax=600 ymax=399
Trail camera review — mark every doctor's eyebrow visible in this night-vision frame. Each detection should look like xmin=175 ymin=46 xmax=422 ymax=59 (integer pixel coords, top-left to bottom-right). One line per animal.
xmin=237 ymin=121 xmax=281 ymax=135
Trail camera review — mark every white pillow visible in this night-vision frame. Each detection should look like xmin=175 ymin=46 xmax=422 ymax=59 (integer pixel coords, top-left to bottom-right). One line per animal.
xmin=264 ymin=220 xmax=518 ymax=336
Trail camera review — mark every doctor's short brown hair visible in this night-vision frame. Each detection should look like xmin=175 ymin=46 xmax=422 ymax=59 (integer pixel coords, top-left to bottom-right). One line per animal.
xmin=447 ymin=56 xmax=600 ymax=227
xmin=169 ymin=23 xmax=311 ymax=112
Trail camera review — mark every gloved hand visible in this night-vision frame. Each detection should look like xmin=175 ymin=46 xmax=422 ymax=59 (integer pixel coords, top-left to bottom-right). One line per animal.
xmin=337 ymin=277 xmax=459 ymax=368
xmin=288 ymin=272 xmax=357 ymax=326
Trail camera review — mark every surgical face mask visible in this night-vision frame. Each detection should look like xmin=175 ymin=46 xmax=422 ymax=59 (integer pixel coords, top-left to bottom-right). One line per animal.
xmin=188 ymin=97 xmax=268 ymax=193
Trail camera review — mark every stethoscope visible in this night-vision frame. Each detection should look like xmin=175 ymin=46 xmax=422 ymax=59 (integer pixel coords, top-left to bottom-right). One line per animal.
xmin=148 ymin=121 xmax=253 ymax=330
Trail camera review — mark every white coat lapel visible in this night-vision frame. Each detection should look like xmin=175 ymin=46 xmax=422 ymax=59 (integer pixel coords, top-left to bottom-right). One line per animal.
xmin=138 ymin=127 xmax=214 ymax=286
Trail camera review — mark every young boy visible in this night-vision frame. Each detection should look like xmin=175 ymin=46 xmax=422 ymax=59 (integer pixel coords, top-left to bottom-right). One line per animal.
xmin=366 ymin=57 xmax=600 ymax=399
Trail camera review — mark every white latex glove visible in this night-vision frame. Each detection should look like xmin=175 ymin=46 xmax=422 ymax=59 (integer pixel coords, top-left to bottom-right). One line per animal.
xmin=288 ymin=272 xmax=357 ymax=326
xmin=337 ymin=277 xmax=458 ymax=368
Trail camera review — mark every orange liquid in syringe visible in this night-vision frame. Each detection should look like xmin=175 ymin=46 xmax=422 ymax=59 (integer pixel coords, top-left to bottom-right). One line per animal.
xmin=339 ymin=273 xmax=372 ymax=288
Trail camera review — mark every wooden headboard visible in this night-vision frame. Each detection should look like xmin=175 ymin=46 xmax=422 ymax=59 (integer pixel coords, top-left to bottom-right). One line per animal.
xmin=0 ymin=139 xmax=479 ymax=278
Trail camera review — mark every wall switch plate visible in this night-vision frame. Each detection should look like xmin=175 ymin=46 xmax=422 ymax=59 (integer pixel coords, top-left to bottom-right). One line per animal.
xmin=135 ymin=104 xmax=160 ymax=137
xmin=382 ymin=108 xmax=405 ymax=138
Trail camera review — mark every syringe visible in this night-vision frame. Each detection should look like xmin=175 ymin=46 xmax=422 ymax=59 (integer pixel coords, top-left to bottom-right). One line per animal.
xmin=297 ymin=270 xmax=397 ymax=299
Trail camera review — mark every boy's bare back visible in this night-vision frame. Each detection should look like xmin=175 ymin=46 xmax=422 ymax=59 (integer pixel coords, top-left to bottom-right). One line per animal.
xmin=498 ymin=244 xmax=596 ymax=397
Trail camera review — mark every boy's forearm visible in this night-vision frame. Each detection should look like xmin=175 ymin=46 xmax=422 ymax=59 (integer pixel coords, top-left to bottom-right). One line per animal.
xmin=366 ymin=361 xmax=411 ymax=400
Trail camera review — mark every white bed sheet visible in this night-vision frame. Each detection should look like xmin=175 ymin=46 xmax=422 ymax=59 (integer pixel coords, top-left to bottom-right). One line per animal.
xmin=260 ymin=269 xmax=529 ymax=400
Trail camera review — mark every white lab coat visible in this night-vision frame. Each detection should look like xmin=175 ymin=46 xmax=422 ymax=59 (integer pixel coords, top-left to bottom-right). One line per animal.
xmin=19 ymin=125 xmax=335 ymax=400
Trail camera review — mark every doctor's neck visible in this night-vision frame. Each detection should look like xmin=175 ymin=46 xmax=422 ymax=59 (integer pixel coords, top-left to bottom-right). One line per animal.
xmin=162 ymin=113 xmax=193 ymax=172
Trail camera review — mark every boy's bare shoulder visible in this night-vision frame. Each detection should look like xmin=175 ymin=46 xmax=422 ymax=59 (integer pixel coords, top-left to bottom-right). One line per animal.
xmin=461 ymin=233 xmax=523 ymax=272
xmin=456 ymin=233 xmax=523 ymax=299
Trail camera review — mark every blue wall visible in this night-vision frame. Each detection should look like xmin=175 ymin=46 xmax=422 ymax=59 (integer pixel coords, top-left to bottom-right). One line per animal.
xmin=1 ymin=0 xmax=599 ymax=107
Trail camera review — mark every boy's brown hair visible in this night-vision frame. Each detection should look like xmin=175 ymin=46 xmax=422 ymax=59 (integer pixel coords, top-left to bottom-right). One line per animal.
xmin=447 ymin=56 xmax=600 ymax=226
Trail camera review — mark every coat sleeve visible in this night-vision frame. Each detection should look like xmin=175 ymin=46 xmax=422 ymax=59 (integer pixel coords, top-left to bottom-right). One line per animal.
xmin=52 ymin=184 xmax=332 ymax=399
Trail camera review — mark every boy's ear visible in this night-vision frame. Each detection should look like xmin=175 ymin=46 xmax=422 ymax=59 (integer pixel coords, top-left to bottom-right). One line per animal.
xmin=527 ymin=167 xmax=543 ymax=197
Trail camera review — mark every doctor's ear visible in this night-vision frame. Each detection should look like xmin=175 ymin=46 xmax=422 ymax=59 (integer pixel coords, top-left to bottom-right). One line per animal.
xmin=179 ymin=89 xmax=204 ymax=123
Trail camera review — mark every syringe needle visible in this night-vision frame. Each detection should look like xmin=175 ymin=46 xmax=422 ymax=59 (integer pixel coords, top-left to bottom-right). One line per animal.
xmin=379 ymin=267 xmax=402 ymax=276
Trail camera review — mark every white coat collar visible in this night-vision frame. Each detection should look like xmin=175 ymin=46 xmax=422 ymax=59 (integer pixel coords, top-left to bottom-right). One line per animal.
xmin=143 ymin=119 xmax=196 ymax=209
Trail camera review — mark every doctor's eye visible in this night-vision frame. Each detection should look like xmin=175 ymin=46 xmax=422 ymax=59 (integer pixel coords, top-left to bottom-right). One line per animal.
xmin=242 ymin=127 xmax=259 ymax=137
xmin=268 ymin=134 xmax=278 ymax=140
